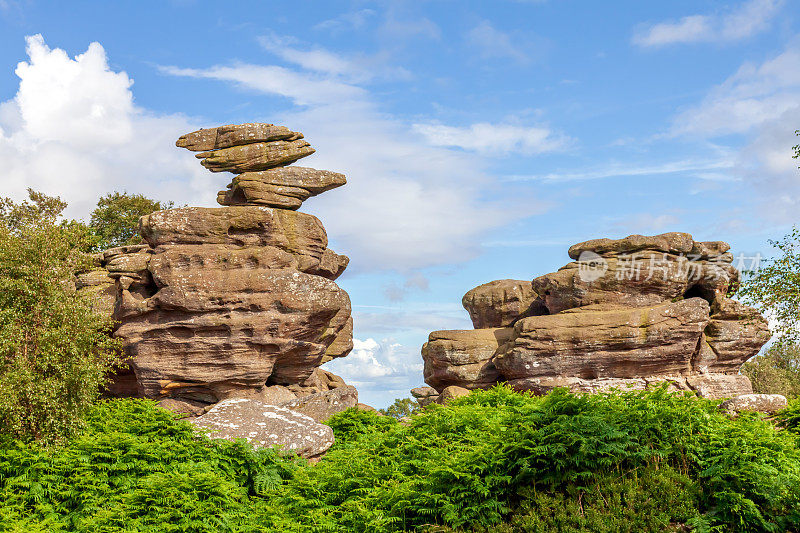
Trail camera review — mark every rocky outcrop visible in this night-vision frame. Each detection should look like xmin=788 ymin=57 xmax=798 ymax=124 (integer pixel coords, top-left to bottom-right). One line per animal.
xmin=88 ymin=123 xmax=354 ymax=410
xmin=418 ymin=232 xmax=769 ymax=400
xmin=191 ymin=398 xmax=334 ymax=459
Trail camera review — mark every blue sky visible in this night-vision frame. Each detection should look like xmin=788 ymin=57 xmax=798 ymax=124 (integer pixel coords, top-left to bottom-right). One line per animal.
xmin=1 ymin=0 xmax=799 ymax=407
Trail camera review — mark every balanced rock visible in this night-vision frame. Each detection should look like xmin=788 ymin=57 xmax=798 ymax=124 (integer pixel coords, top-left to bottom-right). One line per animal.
xmin=191 ymin=399 xmax=334 ymax=459
xmin=217 ymin=167 xmax=346 ymax=210
xmin=104 ymin=122 xmax=355 ymax=409
xmin=176 ymin=123 xmax=304 ymax=151
xmin=177 ymin=123 xmax=314 ymax=173
xmin=419 ymin=232 xmax=769 ymax=399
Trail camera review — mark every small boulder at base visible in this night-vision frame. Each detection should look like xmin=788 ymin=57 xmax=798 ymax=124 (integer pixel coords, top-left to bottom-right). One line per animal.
xmin=720 ymin=394 xmax=788 ymax=414
xmin=437 ymin=385 xmax=471 ymax=404
xmin=191 ymin=399 xmax=334 ymax=459
xmin=281 ymin=385 xmax=358 ymax=422
xmin=410 ymin=386 xmax=439 ymax=407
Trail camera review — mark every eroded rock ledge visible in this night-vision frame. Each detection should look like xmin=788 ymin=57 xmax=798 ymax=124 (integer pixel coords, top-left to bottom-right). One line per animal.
xmin=420 ymin=232 xmax=769 ymax=401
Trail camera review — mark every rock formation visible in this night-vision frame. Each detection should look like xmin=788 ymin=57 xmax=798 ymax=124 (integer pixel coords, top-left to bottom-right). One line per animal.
xmin=191 ymin=398 xmax=335 ymax=459
xmin=81 ymin=123 xmax=354 ymax=412
xmin=420 ymin=232 xmax=770 ymax=400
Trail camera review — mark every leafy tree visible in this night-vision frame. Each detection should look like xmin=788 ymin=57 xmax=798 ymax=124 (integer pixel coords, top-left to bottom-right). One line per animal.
xmin=379 ymin=397 xmax=420 ymax=419
xmin=741 ymin=341 xmax=800 ymax=397
xmin=0 ymin=190 xmax=121 ymax=443
xmin=89 ymin=192 xmax=172 ymax=250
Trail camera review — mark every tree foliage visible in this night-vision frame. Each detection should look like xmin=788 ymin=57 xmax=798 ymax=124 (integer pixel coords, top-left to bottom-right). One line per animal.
xmin=742 ymin=341 xmax=800 ymax=397
xmin=737 ymin=226 xmax=800 ymax=345
xmin=0 ymin=190 xmax=121 ymax=443
xmin=89 ymin=192 xmax=172 ymax=250
xmin=379 ymin=397 xmax=421 ymax=419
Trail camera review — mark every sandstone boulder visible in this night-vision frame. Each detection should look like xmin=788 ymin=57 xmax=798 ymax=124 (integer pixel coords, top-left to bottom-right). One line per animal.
xmin=176 ymin=123 xmax=303 ymax=151
xmin=437 ymin=385 xmax=471 ymax=404
xmin=217 ymin=167 xmax=346 ymax=210
xmin=422 ymin=328 xmax=514 ymax=390
xmin=494 ymin=299 xmax=710 ymax=381
xmin=139 ymin=207 xmax=327 ymax=271
xmin=410 ymin=386 xmax=439 ymax=407
xmin=195 ymin=140 xmax=315 ymax=173
xmin=462 ymin=279 xmax=546 ymax=328
xmin=532 ymin=251 xmax=738 ymax=315
xmin=281 ymin=385 xmax=358 ymax=422
xmin=567 ymin=232 xmax=695 ymax=260
xmin=720 ymin=393 xmax=788 ymax=414
xmin=191 ymin=399 xmax=334 ymax=458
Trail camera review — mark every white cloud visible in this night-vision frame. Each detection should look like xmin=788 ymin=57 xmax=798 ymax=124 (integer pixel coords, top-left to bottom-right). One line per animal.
xmin=314 ymin=9 xmax=377 ymax=34
xmin=466 ymin=21 xmax=530 ymax=63
xmin=0 ymin=35 xmax=210 ymax=219
xmin=322 ymin=337 xmax=426 ymax=405
xmin=633 ymin=0 xmax=783 ymax=47
xmin=506 ymin=158 xmax=735 ymax=182
xmin=671 ymin=47 xmax=800 ymax=137
xmin=412 ymin=121 xmax=568 ymax=156
xmin=669 ymin=44 xmax=800 ymax=224
xmin=256 ymin=31 xmax=412 ymax=84
xmin=164 ymin=45 xmax=551 ymax=271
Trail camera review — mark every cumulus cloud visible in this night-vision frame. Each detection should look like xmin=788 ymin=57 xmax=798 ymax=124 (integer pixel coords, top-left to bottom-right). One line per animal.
xmin=322 ymin=338 xmax=425 ymax=405
xmin=163 ymin=43 xmax=552 ymax=271
xmin=0 ymin=35 xmax=209 ymax=219
xmin=633 ymin=0 xmax=783 ymax=47
xmin=412 ymin=121 xmax=568 ymax=156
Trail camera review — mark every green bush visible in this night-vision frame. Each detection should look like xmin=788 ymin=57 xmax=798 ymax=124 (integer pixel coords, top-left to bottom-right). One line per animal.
xmin=1 ymin=387 xmax=799 ymax=532
xmin=89 ymin=191 xmax=173 ymax=250
xmin=0 ymin=190 xmax=120 ymax=443
xmin=741 ymin=341 xmax=800 ymax=397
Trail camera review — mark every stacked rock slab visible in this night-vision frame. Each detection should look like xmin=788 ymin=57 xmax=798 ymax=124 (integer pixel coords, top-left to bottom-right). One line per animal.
xmin=421 ymin=232 xmax=770 ymax=399
xmin=109 ymin=123 xmax=353 ymax=407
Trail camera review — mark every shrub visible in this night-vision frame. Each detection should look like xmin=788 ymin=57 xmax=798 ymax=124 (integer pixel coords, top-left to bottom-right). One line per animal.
xmin=1 ymin=388 xmax=799 ymax=532
xmin=742 ymin=341 xmax=800 ymax=397
xmin=0 ymin=190 xmax=121 ymax=443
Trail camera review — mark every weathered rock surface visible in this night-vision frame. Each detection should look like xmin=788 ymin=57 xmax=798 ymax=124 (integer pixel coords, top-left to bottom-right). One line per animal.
xmin=191 ymin=399 xmax=334 ymax=458
xmin=105 ymin=122 xmax=355 ymax=408
xmin=281 ymin=385 xmax=358 ymax=422
xmin=422 ymin=328 xmax=514 ymax=390
xmin=494 ymin=299 xmax=711 ymax=381
xmin=437 ymin=385 xmax=471 ymax=404
xmin=177 ymin=123 xmax=303 ymax=151
xmin=419 ymin=232 xmax=770 ymax=400
xmin=462 ymin=279 xmax=546 ymax=328
xmin=195 ymin=140 xmax=315 ymax=173
xmin=720 ymin=393 xmax=788 ymax=414
xmin=411 ymin=386 xmax=439 ymax=407
xmin=532 ymin=250 xmax=738 ymax=315
xmin=217 ymin=167 xmax=346 ymax=210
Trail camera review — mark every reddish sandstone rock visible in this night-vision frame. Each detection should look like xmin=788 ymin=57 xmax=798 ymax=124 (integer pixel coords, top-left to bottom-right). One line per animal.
xmin=462 ymin=279 xmax=546 ymax=328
